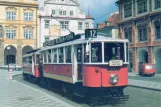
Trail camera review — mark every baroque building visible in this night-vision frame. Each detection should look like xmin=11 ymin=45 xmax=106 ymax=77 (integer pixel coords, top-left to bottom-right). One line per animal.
xmin=116 ymin=0 xmax=161 ymax=74
xmin=0 ymin=0 xmax=38 ymax=66
xmin=97 ymin=11 xmax=119 ymax=39
xmin=38 ymin=0 xmax=94 ymax=47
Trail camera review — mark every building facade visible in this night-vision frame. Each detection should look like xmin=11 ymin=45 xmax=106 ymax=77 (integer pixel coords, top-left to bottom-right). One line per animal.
xmin=116 ymin=0 xmax=161 ymax=74
xmin=97 ymin=12 xmax=119 ymax=38
xmin=38 ymin=0 xmax=94 ymax=47
xmin=0 ymin=0 xmax=38 ymax=66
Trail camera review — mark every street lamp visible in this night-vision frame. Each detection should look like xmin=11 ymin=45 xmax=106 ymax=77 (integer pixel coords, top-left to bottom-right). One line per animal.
xmin=7 ymin=46 xmax=10 ymax=72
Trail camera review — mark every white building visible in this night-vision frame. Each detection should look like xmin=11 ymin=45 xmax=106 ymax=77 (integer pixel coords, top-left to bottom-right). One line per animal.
xmin=38 ymin=0 xmax=94 ymax=48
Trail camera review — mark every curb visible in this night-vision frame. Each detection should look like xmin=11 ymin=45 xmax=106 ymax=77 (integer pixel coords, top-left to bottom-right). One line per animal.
xmin=128 ymin=84 xmax=161 ymax=92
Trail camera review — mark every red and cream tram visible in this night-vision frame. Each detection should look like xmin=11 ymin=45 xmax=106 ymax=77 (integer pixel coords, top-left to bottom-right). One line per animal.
xmin=22 ymin=29 xmax=129 ymax=97
xmin=22 ymin=49 xmax=40 ymax=81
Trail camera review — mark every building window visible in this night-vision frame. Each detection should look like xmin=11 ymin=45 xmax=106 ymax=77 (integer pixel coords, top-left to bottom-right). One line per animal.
xmin=0 ymin=26 xmax=3 ymax=38
xmin=70 ymin=11 xmax=73 ymax=16
xmin=63 ymin=11 xmax=66 ymax=15
xmin=45 ymin=36 xmax=49 ymax=41
xmin=137 ymin=0 xmax=147 ymax=14
xmin=85 ymin=22 xmax=89 ymax=29
xmin=6 ymin=12 xmax=16 ymax=20
xmin=124 ymin=2 xmax=132 ymax=18
xmin=138 ymin=27 xmax=147 ymax=41
xmin=155 ymin=25 xmax=161 ymax=39
xmin=125 ymin=30 xmax=132 ymax=42
xmin=24 ymin=30 xmax=33 ymax=39
xmin=52 ymin=9 xmax=56 ymax=15
xmin=44 ymin=20 xmax=50 ymax=29
xmin=6 ymin=30 xmax=16 ymax=39
xmin=155 ymin=0 xmax=161 ymax=8
xmin=59 ymin=10 xmax=63 ymax=15
xmin=78 ymin=22 xmax=83 ymax=30
xmin=24 ymin=13 xmax=33 ymax=21
xmin=60 ymin=21 xmax=69 ymax=30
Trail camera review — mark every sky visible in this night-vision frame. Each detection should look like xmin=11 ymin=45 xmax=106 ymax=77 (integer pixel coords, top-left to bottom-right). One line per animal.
xmin=79 ymin=0 xmax=118 ymax=25
xmin=38 ymin=0 xmax=118 ymax=26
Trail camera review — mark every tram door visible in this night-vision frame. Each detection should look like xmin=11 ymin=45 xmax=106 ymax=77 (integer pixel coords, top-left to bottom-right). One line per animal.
xmin=32 ymin=55 xmax=35 ymax=76
xmin=72 ymin=45 xmax=83 ymax=83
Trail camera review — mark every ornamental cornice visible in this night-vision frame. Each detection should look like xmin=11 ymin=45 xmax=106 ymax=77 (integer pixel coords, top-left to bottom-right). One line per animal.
xmin=5 ymin=25 xmax=17 ymax=29
xmin=5 ymin=6 xmax=17 ymax=11
xmin=23 ymin=8 xmax=34 ymax=12
xmin=22 ymin=26 xmax=34 ymax=30
xmin=136 ymin=21 xmax=148 ymax=27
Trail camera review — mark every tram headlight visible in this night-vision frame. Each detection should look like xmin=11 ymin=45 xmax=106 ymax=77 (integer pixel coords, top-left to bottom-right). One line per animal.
xmin=109 ymin=74 xmax=119 ymax=85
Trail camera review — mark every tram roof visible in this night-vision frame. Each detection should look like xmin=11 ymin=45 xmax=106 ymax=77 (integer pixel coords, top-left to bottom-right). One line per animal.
xmin=40 ymin=33 xmax=129 ymax=51
xmin=23 ymin=49 xmax=40 ymax=57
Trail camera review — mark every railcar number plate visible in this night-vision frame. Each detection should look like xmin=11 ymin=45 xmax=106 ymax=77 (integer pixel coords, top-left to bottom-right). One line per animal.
xmin=109 ymin=60 xmax=123 ymax=66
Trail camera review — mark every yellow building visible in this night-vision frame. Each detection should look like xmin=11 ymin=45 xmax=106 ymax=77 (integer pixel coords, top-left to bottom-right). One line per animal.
xmin=0 ymin=0 xmax=38 ymax=66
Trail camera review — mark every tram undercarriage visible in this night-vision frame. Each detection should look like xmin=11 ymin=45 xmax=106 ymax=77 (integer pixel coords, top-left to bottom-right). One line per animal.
xmin=23 ymin=72 xmax=126 ymax=101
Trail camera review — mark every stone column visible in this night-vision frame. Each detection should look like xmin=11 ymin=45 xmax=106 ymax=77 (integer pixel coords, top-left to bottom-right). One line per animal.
xmin=148 ymin=19 xmax=154 ymax=64
xmin=132 ymin=48 xmax=138 ymax=72
xmin=16 ymin=40 xmax=22 ymax=66
xmin=0 ymin=40 xmax=4 ymax=65
xmin=132 ymin=22 xmax=138 ymax=72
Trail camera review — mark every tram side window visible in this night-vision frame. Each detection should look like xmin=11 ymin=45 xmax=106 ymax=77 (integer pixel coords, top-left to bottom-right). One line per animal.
xmin=43 ymin=51 xmax=47 ymax=63
xmin=52 ymin=49 xmax=57 ymax=63
xmin=26 ymin=57 xmax=29 ymax=65
xmin=29 ymin=56 xmax=32 ymax=66
xmin=47 ymin=49 xmax=51 ymax=63
xmin=104 ymin=43 xmax=124 ymax=62
xmin=23 ymin=57 xmax=27 ymax=65
xmin=77 ymin=46 xmax=82 ymax=62
xmin=91 ymin=43 xmax=102 ymax=63
xmin=36 ymin=55 xmax=39 ymax=64
xmin=65 ymin=46 xmax=71 ymax=63
xmin=84 ymin=44 xmax=89 ymax=63
xmin=58 ymin=47 xmax=64 ymax=63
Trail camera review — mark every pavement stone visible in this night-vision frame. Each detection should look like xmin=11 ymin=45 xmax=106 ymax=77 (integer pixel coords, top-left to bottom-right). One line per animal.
xmin=128 ymin=72 xmax=161 ymax=91
xmin=128 ymin=79 xmax=161 ymax=91
xmin=0 ymin=70 xmax=75 ymax=107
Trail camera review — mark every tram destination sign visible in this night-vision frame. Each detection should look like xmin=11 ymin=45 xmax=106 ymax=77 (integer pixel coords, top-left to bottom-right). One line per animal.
xmin=109 ymin=60 xmax=123 ymax=66
xmin=43 ymin=32 xmax=81 ymax=47
xmin=85 ymin=29 xmax=97 ymax=39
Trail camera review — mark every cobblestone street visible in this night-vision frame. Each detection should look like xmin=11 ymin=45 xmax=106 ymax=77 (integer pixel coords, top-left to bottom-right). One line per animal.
xmin=0 ymin=70 xmax=75 ymax=107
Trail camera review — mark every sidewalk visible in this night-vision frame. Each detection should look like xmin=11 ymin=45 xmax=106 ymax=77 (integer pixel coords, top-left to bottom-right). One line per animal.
xmin=0 ymin=70 xmax=75 ymax=107
xmin=128 ymin=72 xmax=161 ymax=91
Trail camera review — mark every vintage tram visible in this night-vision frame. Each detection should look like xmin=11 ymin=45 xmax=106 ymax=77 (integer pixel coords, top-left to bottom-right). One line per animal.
xmin=22 ymin=49 xmax=40 ymax=82
xmin=22 ymin=29 xmax=129 ymax=98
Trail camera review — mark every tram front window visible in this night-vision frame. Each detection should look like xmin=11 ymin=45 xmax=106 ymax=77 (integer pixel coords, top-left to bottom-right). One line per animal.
xmin=104 ymin=43 xmax=124 ymax=62
xmin=91 ymin=43 xmax=102 ymax=63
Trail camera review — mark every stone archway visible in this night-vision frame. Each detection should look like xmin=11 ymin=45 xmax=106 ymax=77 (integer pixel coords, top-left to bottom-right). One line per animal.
xmin=22 ymin=45 xmax=33 ymax=56
xmin=4 ymin=45 xmax=17 ymax=65
xmin=128 ymin=51 xmax=133 ymax=72
xmin=155 ymin=49 xmax=161 ymax=74
xmin=138 ymin=49 xmax=148 ymax=65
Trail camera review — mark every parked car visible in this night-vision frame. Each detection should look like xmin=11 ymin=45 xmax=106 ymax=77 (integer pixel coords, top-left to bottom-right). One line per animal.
xmin=0 ymin=65 xmax=8 ymax=69
xmin=9 ymin=63 xmax=22 ymax=70
xmin=138 ymin=64 xmax=156 ymax=76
